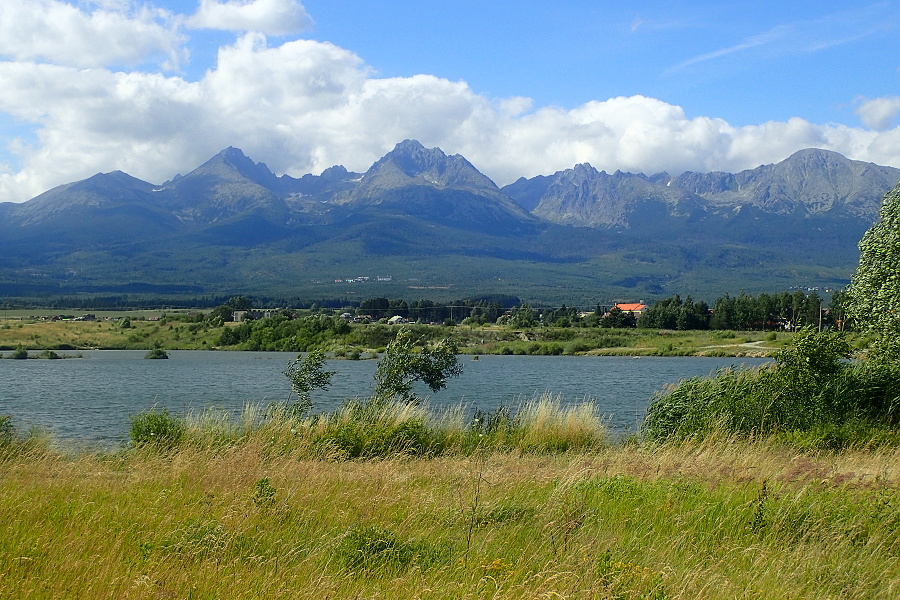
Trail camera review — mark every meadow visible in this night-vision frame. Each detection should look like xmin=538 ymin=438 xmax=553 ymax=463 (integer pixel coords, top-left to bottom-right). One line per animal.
xmin=2 ymin=421 xmax=898 ymax=599
xmin=2 ymin=387 xmax=900 ymax=600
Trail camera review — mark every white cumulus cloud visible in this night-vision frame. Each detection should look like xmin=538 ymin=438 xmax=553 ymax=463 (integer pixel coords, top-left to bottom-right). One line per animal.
xmin=0 ymin=0 xmax=185 ymax=69
xmin=1 ymin=3 xmax=899 ymax=203
xmin=856 ymin=96 xmax=900 ymax=131
xmin=188 ymin=0 xmax=312 ymax=35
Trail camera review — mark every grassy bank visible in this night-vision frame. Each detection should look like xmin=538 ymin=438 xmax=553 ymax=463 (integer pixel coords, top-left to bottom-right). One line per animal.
xmin=0 ymin=315 xmax=792 ymax=357
xmin=2 ymin=432 xmax=898 ymax=599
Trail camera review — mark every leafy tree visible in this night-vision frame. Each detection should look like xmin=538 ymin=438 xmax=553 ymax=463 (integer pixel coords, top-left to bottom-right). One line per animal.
xmin=225 ymin=296 xmax=253 ymax=311
xmin=207 ymin=304 xmax=236 ymax=323
xmin=374 ymin=327 xmax=462 ymax=404
xmin=600 ymin=306 xmax=636 ymax=328
xmin=829 ymin=289 xmax=850 ymax=331
xmin=360 ymin=297 xmax=390 ymax=317
xmin=506 ymin=304 xmax=537 ymax=328
xmin=282 ymin=349 xmax=336 ymax=417
xmin=847 ymin=180 xmax=900 ymax=355
xmin=709 ymin=294 xmax=736 ymax=330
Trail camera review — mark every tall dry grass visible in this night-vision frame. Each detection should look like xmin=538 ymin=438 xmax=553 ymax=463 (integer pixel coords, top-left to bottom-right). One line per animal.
xmin=148 ymin=392 xmax=609 ymax=459
xmin=2 ymin=435 xmax=899 ymax=599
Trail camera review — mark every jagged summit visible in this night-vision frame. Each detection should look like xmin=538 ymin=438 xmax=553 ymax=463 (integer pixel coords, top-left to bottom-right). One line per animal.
xmin=358 ymin=140 xmax=502 ymax=193
xmin=183 ymin=147 xmax=281 ymax=191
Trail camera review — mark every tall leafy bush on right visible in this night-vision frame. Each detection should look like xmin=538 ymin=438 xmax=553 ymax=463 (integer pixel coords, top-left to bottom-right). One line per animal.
xmin=643 ymin=325 xmax=898 ymax=445
xmin=847 ymin=179 xmax=900 ymax=360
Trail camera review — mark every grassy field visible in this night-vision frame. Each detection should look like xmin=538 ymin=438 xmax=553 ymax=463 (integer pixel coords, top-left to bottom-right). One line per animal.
xmin=2 ymin=434 xmax=898 ymax=599
xmin=0 ymin=316 xmax=221 ymax=351
xmin=0 ymin=314 xmax=794 ymax=357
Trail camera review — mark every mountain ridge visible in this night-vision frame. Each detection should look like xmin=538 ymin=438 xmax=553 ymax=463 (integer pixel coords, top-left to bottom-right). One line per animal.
xmin=1 ymin=143 xmax=898 ymax=304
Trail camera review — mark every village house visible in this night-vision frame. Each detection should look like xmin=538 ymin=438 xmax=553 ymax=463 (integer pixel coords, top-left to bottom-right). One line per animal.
xmin=232 ymin=309 xmax=274 ymax=323
xmin=612 ymin=303 xmax=648 ymax=317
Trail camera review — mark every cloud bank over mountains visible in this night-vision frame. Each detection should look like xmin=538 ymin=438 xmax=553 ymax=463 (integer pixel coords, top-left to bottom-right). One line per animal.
xmin=1 ymin=0 xmax=899 ymax=203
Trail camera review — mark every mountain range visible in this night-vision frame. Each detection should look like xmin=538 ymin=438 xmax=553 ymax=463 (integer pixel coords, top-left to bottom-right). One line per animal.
xmin=1 ymin=140 xmax=898 ymax=306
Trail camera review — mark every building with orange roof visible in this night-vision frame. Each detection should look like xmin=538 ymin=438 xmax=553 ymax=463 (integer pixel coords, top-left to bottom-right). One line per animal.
xmin=612 ymin=303 xmax=647 ymax=316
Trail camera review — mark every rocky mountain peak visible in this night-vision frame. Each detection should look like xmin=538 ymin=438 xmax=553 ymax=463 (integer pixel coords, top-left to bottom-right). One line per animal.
xmin=361 ymin=139 xmax=500 ymax=192
xmin=168 ymin=147 xmax=281 ymax=194
xmin=569 ymin=163 xmax=601 ymax=180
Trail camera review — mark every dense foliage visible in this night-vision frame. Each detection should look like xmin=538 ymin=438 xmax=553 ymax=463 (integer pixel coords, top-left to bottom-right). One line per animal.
xmin=129 ymin=407 xmax=185 ymax=447
xmin=217 ymin=313 xmax=351 ymax=351
xmin=643 ymin=327 xmax=900 ymax=447
xmin=638 ymin=291 xmax=829 ymax=331
xmin=848 ymin=180 xmax=900 ymax=356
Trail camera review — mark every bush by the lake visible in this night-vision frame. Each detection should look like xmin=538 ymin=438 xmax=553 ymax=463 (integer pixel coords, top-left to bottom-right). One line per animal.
xmin=144 ymin=347 xmax=169 ymax=359
xmin=0 ymin=415 xmax=50 ymax=459
xmin=643 ymin=327 xmax=900 ymax=447
xmin=129 ymin=407 xmax=185 ymax=448
xmin=0 ymin=415 xmax=14 ymax=446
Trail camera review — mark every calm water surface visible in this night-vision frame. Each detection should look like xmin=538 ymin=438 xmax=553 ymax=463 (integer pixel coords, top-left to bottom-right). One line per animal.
xmin=0 ymin=351 xmax=769 ymax=446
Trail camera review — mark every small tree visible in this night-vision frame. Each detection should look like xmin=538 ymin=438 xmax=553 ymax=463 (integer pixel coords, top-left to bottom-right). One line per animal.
xmin=847 ymin=180 xmax=900 ymax=358
xmin=374 ymin=327 xmax=462 ymax=404
xmin=283 ymin=349 xmax=335 ymax=417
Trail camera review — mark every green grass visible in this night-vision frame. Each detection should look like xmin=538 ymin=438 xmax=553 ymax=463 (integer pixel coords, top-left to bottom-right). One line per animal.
xmin=2 ymin=435 xmax=898 ymax=599
xmin=3 ymin=375 xmax=900 ymax=600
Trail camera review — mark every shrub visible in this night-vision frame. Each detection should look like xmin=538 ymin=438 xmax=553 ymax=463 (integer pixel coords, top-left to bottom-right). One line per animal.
xmin=0 ymin=415 xmax=14 ymax=446
xmin=373 ymin=327 xmax=462 ymax=404
xmin=334 ymin=525 xmax=439 ymax=576
xmin=471 ymin=405 xmax=513 ymax=434
xmin=252 ymin=477 xmax=277 ymax=507
xmin=282 ymin=349 xmax=335 ymax=417
xmin=129 ymin=407 xmax=185 ymax=448
xmin=642 ymin=327 xmax=900 ymax=447
xmin=144 ymin=347 xmax=169 ymax=359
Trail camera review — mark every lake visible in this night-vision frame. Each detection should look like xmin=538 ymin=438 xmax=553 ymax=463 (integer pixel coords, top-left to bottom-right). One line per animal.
xmin=0 ymin=351 xmax=769 ymax=446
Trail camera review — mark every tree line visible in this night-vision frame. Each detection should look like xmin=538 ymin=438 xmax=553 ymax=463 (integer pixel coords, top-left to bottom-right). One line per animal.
xmin=637 ymin=291 xmax=840 ymax=331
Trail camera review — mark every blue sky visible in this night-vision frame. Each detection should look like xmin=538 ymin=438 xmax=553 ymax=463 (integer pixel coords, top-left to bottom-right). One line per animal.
xmin=1 ymin=0 xmax=899 ymax=202
xmin=299 ymin=1 xmax=898 ymax=126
